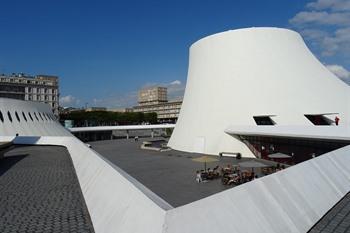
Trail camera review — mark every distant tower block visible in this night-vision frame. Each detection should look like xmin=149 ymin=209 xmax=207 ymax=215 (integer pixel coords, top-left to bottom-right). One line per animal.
xmin=138 ymin=87 xmax=168 ymax=106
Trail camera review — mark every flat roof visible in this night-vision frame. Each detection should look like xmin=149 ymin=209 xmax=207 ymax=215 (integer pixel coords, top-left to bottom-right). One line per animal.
xmin=0 ymin=146 xmax=94 ymax=233
xmin=225 ymin=125 xmax=350 ymax=142
xmin=90 ymin=138 xmax=277 ymax=207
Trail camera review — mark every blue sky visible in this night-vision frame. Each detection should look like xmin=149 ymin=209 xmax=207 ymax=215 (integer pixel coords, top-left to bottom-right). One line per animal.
xmin=1 ymin=0 xmax=349 ymax=108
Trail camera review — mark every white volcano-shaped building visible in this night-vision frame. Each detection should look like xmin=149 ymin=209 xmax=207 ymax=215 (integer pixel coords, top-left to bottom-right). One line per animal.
xmin=168 ymin=27 xmax=350 ymax=156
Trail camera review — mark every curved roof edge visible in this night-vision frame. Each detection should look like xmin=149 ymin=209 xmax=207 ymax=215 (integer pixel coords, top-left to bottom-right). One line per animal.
xmin=190 ymin=27 xmax=300 ymax=50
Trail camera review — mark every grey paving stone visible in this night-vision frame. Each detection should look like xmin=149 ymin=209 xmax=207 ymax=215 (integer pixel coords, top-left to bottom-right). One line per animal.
xmin=90 ymin=138 xmax=278 ymax=207
xmin=309 ymin=192 xmax=350 ymax=233
xmin=0 ymin=146 xmax=95 ymax=233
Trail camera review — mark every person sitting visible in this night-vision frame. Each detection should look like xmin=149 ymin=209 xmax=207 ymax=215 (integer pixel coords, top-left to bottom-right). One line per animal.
xmin=227 ymin=174 xmax=240 ymax=185
xmin=200 ymin=170 xmax=208 ymax=180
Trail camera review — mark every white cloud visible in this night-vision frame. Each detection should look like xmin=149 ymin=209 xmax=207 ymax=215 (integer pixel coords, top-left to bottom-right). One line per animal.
xmin=326 ymin=64 xmax=350 ymax=83
xmin=289 ymin=0 xmax=350 ymax=73
xmin=321 ymin=27 xmax=350 ymax=56
xmin=170 ymin=80 xmax=181 ymax=85
xmin=59 ymin=95 xmax=80 ymax=107
xmin=307 ymin=0 xmax=350 ymax=11
xmin=289 ymin=11 xmax=350 ymax=26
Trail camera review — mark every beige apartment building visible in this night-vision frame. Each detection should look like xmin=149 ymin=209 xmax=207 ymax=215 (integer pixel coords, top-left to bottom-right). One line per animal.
xmin=0 ymin=73 xmax=59 ymax=115
xmin=138 ymin=87 xmax=167 ymax=105
xmin=133 ymin=86 xmax=182 ymax=122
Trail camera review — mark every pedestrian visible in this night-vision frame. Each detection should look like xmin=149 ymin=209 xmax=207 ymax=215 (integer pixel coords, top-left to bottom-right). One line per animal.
xmin=335 ymin=116 xmax=340 ymax=126
xmin=196 ymin=171 xmax=202 ymax=183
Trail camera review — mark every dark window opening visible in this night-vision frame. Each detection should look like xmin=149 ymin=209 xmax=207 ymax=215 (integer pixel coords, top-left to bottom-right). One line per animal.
xmin=34 ymin=112 xmax=39 ymax=121
xmin=15 ymin=111 xmax=20 ymax=122
xmin=0 ymin=111 xmax=3 ymax=122
xmin=253 ymin=116 xmax=275 ymax=125
xmin=22 ymin=112 xmax=27 ymax=122
xmin=305 ymin=115 xmax=331 ymax=125
xmin=38 ymin=112 xmax=44 ymax=121
xmin=28 ymin=112 xmax=33 ymax=121
xmin=7 ymin=111 xmax=12 ymax=122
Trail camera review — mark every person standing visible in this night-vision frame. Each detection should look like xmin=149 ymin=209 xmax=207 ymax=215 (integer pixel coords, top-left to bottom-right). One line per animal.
xmin=196 ymin=171 xmax=202 ymax=183
xmin=335 ymin=116 xmax=340 ymax=126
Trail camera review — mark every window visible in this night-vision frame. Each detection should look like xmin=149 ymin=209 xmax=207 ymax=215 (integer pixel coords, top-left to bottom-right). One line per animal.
xmin=34 ymin=112 xmax=39 ymax=121
xmin=15 ymin=111 xmax=20 ymax=122
xmin=0 ymin=111 xmax=3 ymax=122
xmin=42 ymin=113 xmax=47 ymax=121
xmin=7 ymin=111 xmax=12 ymax=122
xmin=253 ymin=116 xmax=275 ymax=125
xmin=22 ymin=112 xmax=27 ymax=122
xmin=305 ymin=115 xmax=332 ymax=125
xmin=38 ymin=112 xmax=44 ymax=121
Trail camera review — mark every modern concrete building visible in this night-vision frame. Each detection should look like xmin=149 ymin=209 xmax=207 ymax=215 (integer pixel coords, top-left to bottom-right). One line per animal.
xmin=168 ymin=27 xmax=350 ymax=157
xmin=0 ymin=73 xmax=59 ymax=115
xmin=133 ymin=86 xmax=183 ymax=122
xmin=133 ymin=100 xmax=182 ymax=122
xmin=138 ymin=86 xmax=168 ymax=106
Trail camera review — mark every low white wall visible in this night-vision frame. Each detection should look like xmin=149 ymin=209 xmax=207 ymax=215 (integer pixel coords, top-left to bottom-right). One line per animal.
xmin=164 ymin=145 xmax=350 ymax=233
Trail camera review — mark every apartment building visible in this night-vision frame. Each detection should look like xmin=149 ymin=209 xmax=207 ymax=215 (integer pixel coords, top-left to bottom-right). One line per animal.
xmin=0 ymin=73 xmax=59 ymax=115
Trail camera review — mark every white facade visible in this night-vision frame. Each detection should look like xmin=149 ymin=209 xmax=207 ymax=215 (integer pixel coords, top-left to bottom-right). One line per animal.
xmin=168 ymin=27 xmax=350 ymax=156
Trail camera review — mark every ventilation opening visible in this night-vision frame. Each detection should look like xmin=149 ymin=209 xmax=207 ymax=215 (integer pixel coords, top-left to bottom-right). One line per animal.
xmin=22 ymin=112 xmax=27 ymax=122
xmin=28 ymin=112 xmax=33 ymax=121
xmin=34 ymin=112 xmax=39 ymax=121
xmin=253 ymin=116 xmax=275 ymax=125
xmin=7 ymin=111 xmax=12 ymax=122
xmin=305 ymin=115 xmax=332 ymax=125
xmin=15 ymin=111 xmax=20 ymax=122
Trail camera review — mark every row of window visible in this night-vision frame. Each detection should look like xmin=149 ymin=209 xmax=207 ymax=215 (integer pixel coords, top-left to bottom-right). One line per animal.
xmin=0 ymin=78 xmax=55 ymax=86
xmin=0 ymin=110 xmax=56 ymax=123
xmin=27 ymin=95 xmax=57 ymax=101
xmin=254 ymin=115 xmax=337 ymax=126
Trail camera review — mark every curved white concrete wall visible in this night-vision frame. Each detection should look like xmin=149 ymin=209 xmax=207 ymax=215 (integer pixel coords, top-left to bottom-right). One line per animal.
xmin=0 ymin=98 xmax=71 ymax=137
xmin=168 ymin=27 xmax=350 ymax=156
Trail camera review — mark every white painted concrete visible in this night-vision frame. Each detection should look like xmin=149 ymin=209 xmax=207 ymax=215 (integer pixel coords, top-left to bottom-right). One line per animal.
xmin=168 ymin=27 xmax=350 ymax=156
xmin=69 ymin=124 xmax=175 ymax=133
xmin=225 ymin=125 xmax=350 ymax=141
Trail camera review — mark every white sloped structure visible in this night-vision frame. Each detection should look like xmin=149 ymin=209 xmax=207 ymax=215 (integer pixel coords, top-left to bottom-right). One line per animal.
xmin=168 ymin=27 xmax=350 ymax=156
xmin=0 ymin=95 xmax=350 ymax=232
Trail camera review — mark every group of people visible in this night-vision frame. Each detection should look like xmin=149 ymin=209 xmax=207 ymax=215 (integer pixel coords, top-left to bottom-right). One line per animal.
xmin=221 ymin=164 xmax=258 ymax=186
xmin=196 ymin=166 xmax=220 ymax=183
xmin=195 ymin=164 xmax=258 ymax=185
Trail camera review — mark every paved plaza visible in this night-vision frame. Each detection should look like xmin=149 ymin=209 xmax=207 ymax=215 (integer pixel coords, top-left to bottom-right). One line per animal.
xmin=90 ymin=138 xmax=276 ymax=207
xmin=0 ymin=146 xmax=94 ymax=233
